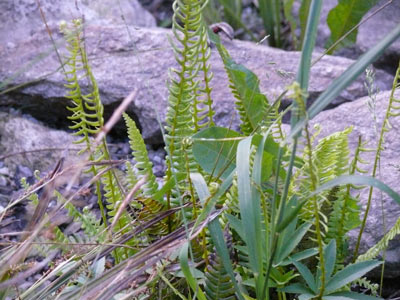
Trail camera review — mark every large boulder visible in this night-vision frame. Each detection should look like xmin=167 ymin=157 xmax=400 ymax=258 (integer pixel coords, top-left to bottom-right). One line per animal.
xmin=0 ymin=0 xmax=156 ymax=45
xmin=0 ymin=111 xmax=78 ymax=174
xmin=0 ymin=26 xmax=393 ymax=144
xmin=310 ymin=90 xmax=400 ymax=278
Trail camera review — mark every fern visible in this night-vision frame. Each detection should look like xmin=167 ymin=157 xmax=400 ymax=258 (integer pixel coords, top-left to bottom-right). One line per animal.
xmin=204 ymin=230 xmax=236 ymax=300
xmin=60 ymin=19 xmax=121 ymax=228
xmin=124 ymin=113 xmax=158 ymax=198
xmin=60 ymin=19 xmax=105 ymax=159
xmin=294 ymin=127 xmax=353 ymax=240
xmin=204 ymin=252 xmax=236 ymax=300
xmin=165 ymin=0 xmax=204 ymax=185
xmin=193 ymin=17 xmax=215 ymax=130
xmin=356 ymin=216 xmax=400 ymax=263
xmin=164 ymin=0 xmax=213 ymax=213
xmin=210 ymin=35 xmax=270 ymax=135
xmin=355 ymin=60 xmax=400 ymax=257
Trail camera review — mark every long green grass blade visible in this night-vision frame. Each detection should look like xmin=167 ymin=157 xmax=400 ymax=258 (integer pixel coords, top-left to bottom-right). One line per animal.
xmin=289 ymin=22 xmax=400 ymax=140
xmin=310 ymin=175 xmax=400 ymax=206
xmin=191 ymin=169 xmax=234 ymax=234
xmin=190 ymin=173 xmax=210 ymax=204
xmin=179 ymin=242 xmax=207 ymax=300
xmin=292 ymin=0 xmax=322 ymax=128
xmin=237 ymin=137 xmax=262 ymax=276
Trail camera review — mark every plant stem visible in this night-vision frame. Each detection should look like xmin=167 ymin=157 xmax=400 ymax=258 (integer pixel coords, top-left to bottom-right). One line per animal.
xmin=304 ymin=125 xmax=325 ymax=298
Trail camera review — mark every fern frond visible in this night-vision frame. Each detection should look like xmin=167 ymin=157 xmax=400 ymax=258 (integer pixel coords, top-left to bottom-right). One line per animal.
xmin=55 ymin=191 xmax=105 ymax=242
xmin=294 ymin=127 xmax=352 ymax=242
xmin=60 ymin=20 xmax=105 ymax=160
xmin=165 ymin=0 xmax=211 ymax=207
xmin=355 ymin=277 xmax=379 ymax=296
xmin=356 ymin=216 xmax=400 ymax=263
xmin=124 ymin=113 xmax=158 ymax=198
xmin=204 ymin=252 xmax=236 ymax=300
xmin=193 ymin=19 xmax=215 ymax=130
xmin=212 ymin=41 xmax=269 ymax=135
xmin=205 ymin=229 xmax=236 ymax=300
xmin=355 ymin=60 xmax=400 ymax=258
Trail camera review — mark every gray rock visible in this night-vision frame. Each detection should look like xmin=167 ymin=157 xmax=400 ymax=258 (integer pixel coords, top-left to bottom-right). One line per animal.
xmin=314 ymin=0 xmax=400 ymax=73
xmin=310 ymin=90 xmax=400 ymax=277
xmin=0 ymin=26 xmax=393 ymax=144
xmin=0 ymin=0 xmax=156 ymax=44
xmin=0 ymin=111 xmax=78 ymax=174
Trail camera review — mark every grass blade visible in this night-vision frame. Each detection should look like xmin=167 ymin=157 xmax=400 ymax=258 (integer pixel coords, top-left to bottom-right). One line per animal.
xmin=310 ymin=175 xmax=400 ymax=206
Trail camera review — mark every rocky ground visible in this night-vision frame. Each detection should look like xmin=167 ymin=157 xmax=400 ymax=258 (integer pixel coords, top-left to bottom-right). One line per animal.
xmin=1 ymin=0 xmax=400 ymax=297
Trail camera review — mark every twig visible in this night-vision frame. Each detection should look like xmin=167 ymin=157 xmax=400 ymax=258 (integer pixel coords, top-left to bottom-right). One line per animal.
xmin=109 ymin=175 xmax=148 ymax=233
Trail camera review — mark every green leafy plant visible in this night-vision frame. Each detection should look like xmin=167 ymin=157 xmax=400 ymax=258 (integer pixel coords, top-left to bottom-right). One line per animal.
xmin=2 ymin=0 xmax=400 ymax=299
xmin=282 ymin=240 xmax=383 ymax=300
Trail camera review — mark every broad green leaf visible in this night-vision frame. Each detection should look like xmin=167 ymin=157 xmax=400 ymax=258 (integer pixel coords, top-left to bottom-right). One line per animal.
xmin=237 ymin=137 xmax=263 ymax=277
xmin=324 ymin=291 xmax=382 ymax=300
xmin=280 ymin=282 xmax=314 ymax=295
xmin=281 ymin=248 xmax=318 ymax=266
xmin=225 ymin=58 xmax=269 ymax=130
xmin=275 ymin=222 xmax=311 ymax=264
xmin=324 ymin=239 xmax=336 ymax=280
xmin=208 ymin=218 xmax=246 ymax=300
xmin=326 ymin=0 xmax=379 ymax=53
xmin=292 ymin=261 xmax=317 ymax=294
xmin=325 ymin=260 xmax=382 ymax=293
xmin=192 ymin=127 xmax=241 ymax=179
xmin=299 ymin=294 xmax=316 ymax=300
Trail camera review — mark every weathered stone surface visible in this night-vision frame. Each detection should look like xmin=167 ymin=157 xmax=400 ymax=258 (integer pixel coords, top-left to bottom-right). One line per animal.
xmin=315 ymin=0 xmax=400 ymax=73
xmin=0 ymin=0 xmax=156 ymax=45
xmin=0 ymin=26 xmax=393 ymax=144
xmin=310 ymin=90 xmax=400 ymax=277
xmin=0 ymin=111 xmax=78 ymax=174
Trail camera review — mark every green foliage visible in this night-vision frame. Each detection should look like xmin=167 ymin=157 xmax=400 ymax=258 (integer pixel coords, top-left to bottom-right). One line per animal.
xmin=192 ymin=127 xmax=241 ymax=179
xmin=204 ymin=246 xmax=236 ymax=299
xmin=293 ymin=127 xmax=354 ymax=239
xmin=208 ymin=30 xmax=270 ymax=135
xmin=259 ymin=0 xmax=282 ymax=47
xmin=164 ymin=0 xmax=214 ymax=206
xmin=326 ymin=0 xmax=379 ymax=53
xmin=60 ymin=19 xmax=105 ymax=158
xmin=124 ymin=113 xmax=158 ymax=198
xmin=282 ymin=240 xmax=383 ymax=299
xmin=4 ymin=2 xmax=400 ymax=300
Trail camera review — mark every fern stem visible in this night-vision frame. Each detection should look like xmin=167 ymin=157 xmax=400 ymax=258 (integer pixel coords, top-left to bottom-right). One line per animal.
xmin=304 ymin=124 xmax=325 ymax=299
xmin=354 ymin=60 xmax=400 ymax=260
xmin=337 ymin=135 xmax=362 ymax=251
